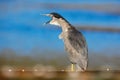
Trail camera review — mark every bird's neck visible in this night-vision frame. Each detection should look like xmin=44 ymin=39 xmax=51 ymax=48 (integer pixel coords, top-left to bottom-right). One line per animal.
xmin=59 ymin=20 xmax=72 ymax=32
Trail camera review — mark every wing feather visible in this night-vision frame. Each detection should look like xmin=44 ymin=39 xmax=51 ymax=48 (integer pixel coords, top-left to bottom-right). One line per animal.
xmin=67 ymin=29 xmax=88 ymax=70
xmin=67 ymin=30 xmax=88 ymax=57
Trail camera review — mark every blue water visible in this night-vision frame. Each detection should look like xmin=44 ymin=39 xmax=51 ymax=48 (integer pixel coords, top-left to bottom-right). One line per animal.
xmin=0 ymin=27 xmax=120 ymax=55
xmin=0 ymin=0 xmax=120 ymax=56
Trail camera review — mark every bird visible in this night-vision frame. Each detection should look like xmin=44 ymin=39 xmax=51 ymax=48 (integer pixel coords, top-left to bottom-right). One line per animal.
xmin=43 ymin=12 xmax=88 ymax=71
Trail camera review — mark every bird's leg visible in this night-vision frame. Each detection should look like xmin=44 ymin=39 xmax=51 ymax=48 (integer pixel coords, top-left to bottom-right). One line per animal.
xmin=71 ymin=64 xmax=74 ymax=71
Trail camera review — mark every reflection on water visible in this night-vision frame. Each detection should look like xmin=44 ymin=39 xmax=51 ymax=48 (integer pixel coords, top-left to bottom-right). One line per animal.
xmin=0 ymin=0 xmax=120 ymax=72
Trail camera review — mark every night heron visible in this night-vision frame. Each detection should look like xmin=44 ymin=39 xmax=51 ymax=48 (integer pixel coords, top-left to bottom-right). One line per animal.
xmin=43 ymin=12 xmax=88 ymax=71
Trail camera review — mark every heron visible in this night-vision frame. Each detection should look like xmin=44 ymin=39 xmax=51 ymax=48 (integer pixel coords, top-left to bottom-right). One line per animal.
xmin=43 ymin=12 xmax=88 ymax=71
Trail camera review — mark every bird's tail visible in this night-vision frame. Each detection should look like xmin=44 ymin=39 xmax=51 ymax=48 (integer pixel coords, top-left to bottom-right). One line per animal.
xmin=75 ymin=64 xmax=85 ymax=71
xmin=75 ymin=60 xmax=88 ymax=71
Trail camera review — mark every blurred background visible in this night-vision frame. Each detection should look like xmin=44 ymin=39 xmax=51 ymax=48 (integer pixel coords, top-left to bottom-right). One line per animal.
xmin=0 ymin=0 xmax=120 ymax=70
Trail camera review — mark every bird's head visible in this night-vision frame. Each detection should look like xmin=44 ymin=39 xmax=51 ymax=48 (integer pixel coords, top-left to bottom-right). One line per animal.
xmin=42 ymin=12 xmax=65 ymax=26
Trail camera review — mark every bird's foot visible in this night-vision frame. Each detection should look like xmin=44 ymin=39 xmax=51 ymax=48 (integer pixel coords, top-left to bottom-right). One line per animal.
xmin=71 ymin=64 xmax=74 ymax=71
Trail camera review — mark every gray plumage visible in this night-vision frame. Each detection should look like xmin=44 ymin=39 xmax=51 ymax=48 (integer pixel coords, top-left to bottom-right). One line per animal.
xmin=43 ymin=12 xmax=88 ymax=71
